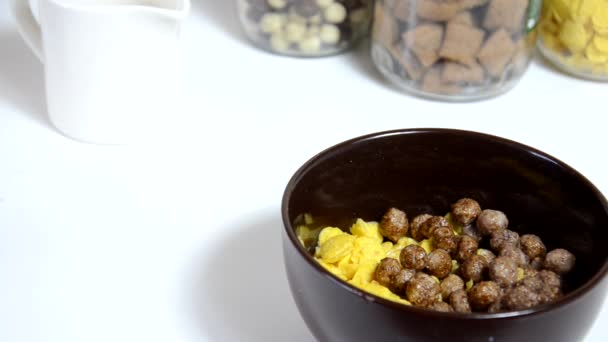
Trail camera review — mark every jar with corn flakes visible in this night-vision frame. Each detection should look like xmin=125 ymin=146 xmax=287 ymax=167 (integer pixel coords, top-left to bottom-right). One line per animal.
xmin=538 ymin=0 xmax=608 ymax=81
xmin=370 ymin=0 xmax=542 ymax=101
xmin=236 ymin=0 xmax=372 ymax=57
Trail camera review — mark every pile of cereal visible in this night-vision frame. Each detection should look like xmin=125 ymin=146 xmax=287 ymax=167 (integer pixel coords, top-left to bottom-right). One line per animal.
xmin=539 ymin=0 xmax=608 ymax=79
xmin=298 ymin=198 xmax=576 ymax=313
xmin=370 ymin=0 xmax=537 ymax=98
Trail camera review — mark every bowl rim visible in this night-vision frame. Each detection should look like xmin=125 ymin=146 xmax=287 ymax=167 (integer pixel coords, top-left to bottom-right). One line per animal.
xmin=281 ymin=128 xmax=608 ymax=320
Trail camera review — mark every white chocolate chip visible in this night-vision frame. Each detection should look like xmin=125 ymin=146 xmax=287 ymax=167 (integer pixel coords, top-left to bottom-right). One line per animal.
xmin=315 ymin=0 xmax=334 ymax=8
xmin=287 ymin=12 xmax=307 ymax=26
xmin=299 ymin=35 xmax=322 ymax=54
xmin=319 ymin=24 xmax=341 ymax=45
xmin=285 ymin=22 xmax=307 ymax=43
xmin=260 ymin=13 xmax=286 ymax=34
xmin=267 ymin=0 xmax=287 ymax=10
xmin=308 ymin=25 xmax=320 ymax=37
xmin=270 ymin=33 xmax=290 ymax=52
xmin=309 ymin=14 xmax=322 ymax=25
xmin=324 ymin=3 xmax=347 ymax=24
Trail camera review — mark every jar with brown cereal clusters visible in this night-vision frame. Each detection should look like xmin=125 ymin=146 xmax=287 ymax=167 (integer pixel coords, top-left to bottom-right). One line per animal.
xmin=236 ymin=0 xmax=372 ymax=57
xmin=538 ymin=0 xmax=608 ymax=81
xmin=370 ymin=0 xmax=541 ymax=101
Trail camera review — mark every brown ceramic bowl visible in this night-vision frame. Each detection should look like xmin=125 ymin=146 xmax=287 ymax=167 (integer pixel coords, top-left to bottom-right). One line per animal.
xmin=281 ymin=128 xmax=608 ymax=342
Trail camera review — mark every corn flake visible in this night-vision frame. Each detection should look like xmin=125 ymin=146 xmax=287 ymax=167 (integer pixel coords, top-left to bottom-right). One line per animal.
xmin=319 ymin=234 xmax=355 ymax=263
xmin=318 ymin=227 xmax=345 ymax=246
xmin=586 ymin=42 xmax=608 ymax=62
xmin=559 ymin=19 xmax=589 ymax=52
xmin=592 ymin=4 xmax=608 ymax=29
xmin=350 ymin=219 xmax=383 ymax=243
xmin=593 ymin=35 xmax=608 ymax=52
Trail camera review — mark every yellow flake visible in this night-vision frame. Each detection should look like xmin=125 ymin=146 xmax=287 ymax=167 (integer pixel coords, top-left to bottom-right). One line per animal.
xmin=396 ymin=237 xmax=419 ymax=249
xmin=451 ymin=259 xmax=460 ymax=274
xmin=350 ymin=237 xmax=386 ymax=265
xmin=382 ymin=241 xmax=394 ymax=251
xmin=592 ymin=4 xmax=608 ymax=29
xmin=350 ymin=261 xmax=377 ymax=285
xmin=319 ymin=234 xmax=355 ymax=263
xmin=445 ymin=213 xmax=463 ymax=235
xmin=355 ymin=280 xmax=412 ymax=305
xmin=540 ymin=17 xmax=560 ymax=34
xmin=551 ymin=0 xmax=572 ymax=23
xmin=586 ymin=42 xmax=608 ymax=62
xmin=318 ymin=227 xmax=345 ymax=246
xmin=419 ymin=239 xmax=434 ymax=254
xmin=318 ymin=260 xmax=348 ymax=280
xmin=337 ymin=255 xmax=359 ymax=280
xmin=542 ymin=31 xmax=568 ymax=53
xmin=593 ymin=35 xmax=608 ymax=52
xmin=559 ymin=19 xmax=590 ymax=52
xmin=576 ymin=0 xmax=600 ymax=23
xmin=517 ymin=268 xmax=525 ymax=281
xmin=350 ymin=219 xmax=383 ymax=243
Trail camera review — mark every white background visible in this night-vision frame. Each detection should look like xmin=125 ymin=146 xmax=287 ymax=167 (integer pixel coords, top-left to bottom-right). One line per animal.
xmin=0 ymin=1 xmax=607 ymax=341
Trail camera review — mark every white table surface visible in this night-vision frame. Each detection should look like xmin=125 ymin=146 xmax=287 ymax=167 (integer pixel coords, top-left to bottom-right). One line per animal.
xmin=0 ymin=1 xmax=607 ymax=341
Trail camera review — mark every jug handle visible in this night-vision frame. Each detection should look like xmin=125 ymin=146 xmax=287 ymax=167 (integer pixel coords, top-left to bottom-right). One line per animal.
xmin=9 ymin=0 xmax=44 ymax=62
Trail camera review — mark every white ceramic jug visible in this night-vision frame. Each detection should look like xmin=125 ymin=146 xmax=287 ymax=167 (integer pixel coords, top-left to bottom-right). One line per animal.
xmin=9 ymin=0 xmax=191 ymax=144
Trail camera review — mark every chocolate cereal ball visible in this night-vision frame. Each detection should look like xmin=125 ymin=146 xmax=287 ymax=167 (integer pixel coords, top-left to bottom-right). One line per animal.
xmin=543 ymin=248 xmax=576 ymax=275
xmin=489 ymin=256 xmax=519 ymax=288
xmin=456 ymin=235 xmax=479 ymax=263
xmin=538 ymin=270 xmax=562 ymax=303
xmin=391 ymin=268 xmax=416 ymax=294
xmin=461 ymin=255 xmax=487 ymax=282
xmin=433 ymin=227 xmax=458 ymax=253
xmin=406 ymin=272 xmax=440 ymax=306
xmin=380 ymin=207 xmax=409 ymax=242
xmin=440 ymin=274 xmax=465 ymax=300
xmin=469 ymin=281 xmax=501 ymax=310
xmin=504 ymin=285 xmax=541 ymax=310
xmin=426 ymin=249 xmax=452 ymax=279
xmin=476 ymin=209 xmax=508 ymax=236
xmin=529 ymin=256 xmax=544 ymax=270
xmin=489 ymin=229 xmax=520 ymax=252
xmin=410 ymin=214 xmax=432 ymax=241
xmin=435 ymin=236 xmax=458 ymax=254
xmin=432 ymin=226 xmax=454 ymax=240
xmin=499 ymin=245 xmax=530 ymax=267
xmin=476 ymin=248 xmax=496 ymax=266
xmin=519 ymin=272 xmax=544 ymax=293
xmin=420 ymin=216 xmax=450 ymax=239
xmin=461 ymin=224 xmax=483 ymax=242
xmin=520 ymin=234 xmax=547 ymax=259
xmin=400 ymin=245 xmax=427 ymax=271
xmin=375 ymin=257 xmax=402 ymax=287
xmin=451 ymin=198 xmax=482 ymax=225
xmin=428 ymin=301 xmax=453 ymax=312
xmin=449 ymin=289 xmax=472 ymax=313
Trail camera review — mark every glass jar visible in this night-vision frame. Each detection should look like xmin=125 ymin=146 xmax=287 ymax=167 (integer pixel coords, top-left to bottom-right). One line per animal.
xmin=370 ymin=0 xmax=541 ymax=101
xmin=236 ymin=0 xmax=372 ymax=57
xmin=538 ymin=0 xmax=608 ymax=81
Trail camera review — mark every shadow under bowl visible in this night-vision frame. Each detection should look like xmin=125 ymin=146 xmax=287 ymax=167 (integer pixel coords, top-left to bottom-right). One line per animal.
xmin=281 ymin=128 xmax=608 ymax=342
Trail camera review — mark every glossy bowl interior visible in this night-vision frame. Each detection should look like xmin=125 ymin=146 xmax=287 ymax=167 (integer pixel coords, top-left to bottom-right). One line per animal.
xmin=281 ymin=129 xmax=608 ymax=342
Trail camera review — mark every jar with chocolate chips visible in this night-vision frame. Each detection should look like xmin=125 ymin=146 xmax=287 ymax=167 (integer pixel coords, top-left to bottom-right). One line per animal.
xmin=370 ymin=0 xmax=541 ymax=101
xmin=236 ymin=0 xmax=373 ymax=57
